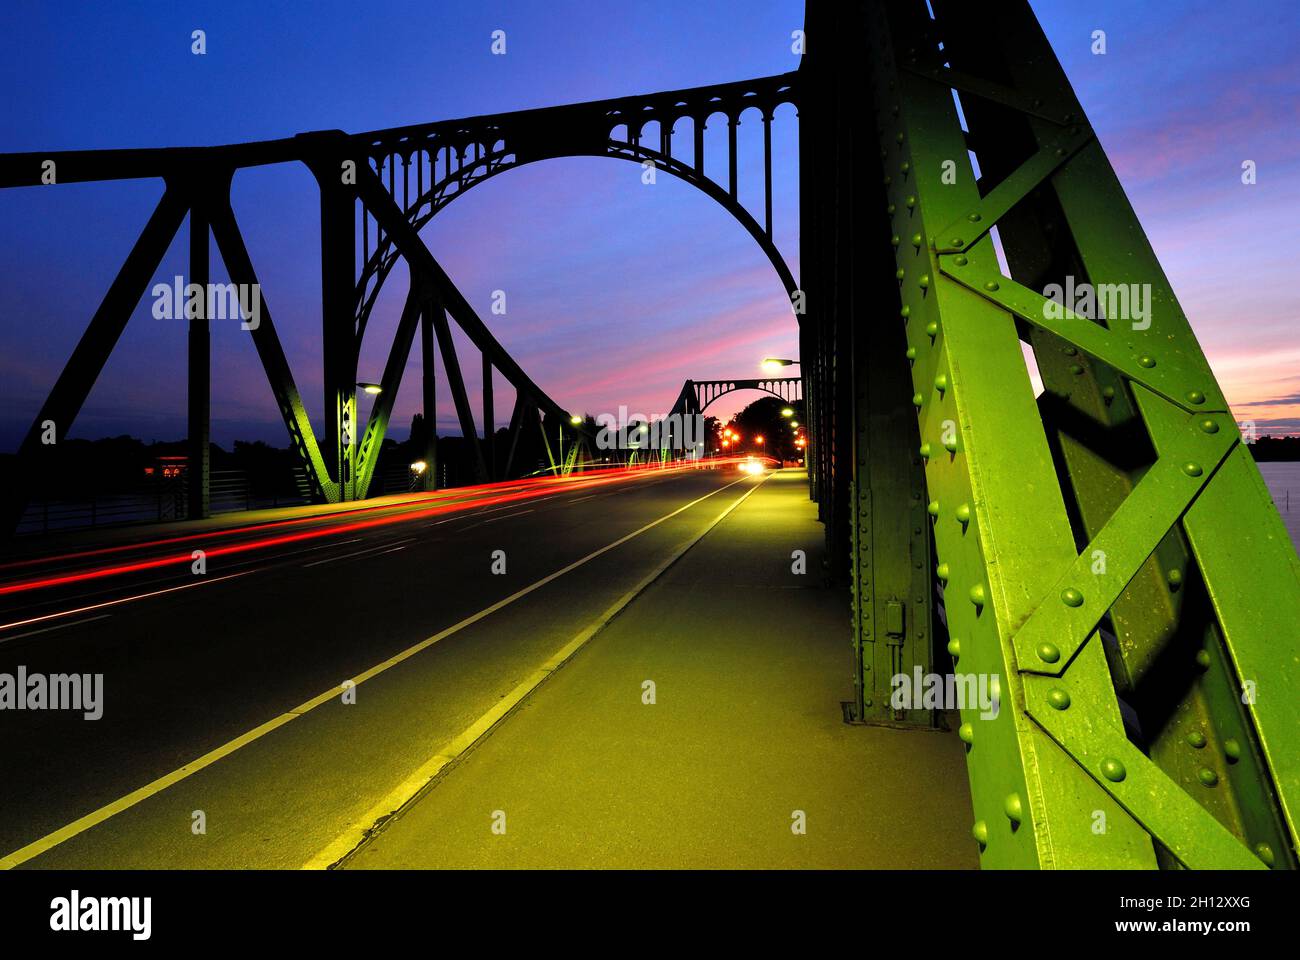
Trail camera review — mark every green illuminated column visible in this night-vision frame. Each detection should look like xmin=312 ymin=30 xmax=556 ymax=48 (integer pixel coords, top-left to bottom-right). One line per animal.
xmin=841 ymin=0 xmax=1299 ymax=868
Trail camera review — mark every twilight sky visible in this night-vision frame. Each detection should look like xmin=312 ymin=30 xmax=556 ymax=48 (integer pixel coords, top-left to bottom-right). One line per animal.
xmin=0 ymin=0 xmax=1296 ymax=449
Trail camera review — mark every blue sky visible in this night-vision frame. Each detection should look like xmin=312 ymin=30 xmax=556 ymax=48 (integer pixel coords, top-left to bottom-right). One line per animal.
xmin=0 ymin=0 xmax=1296 ymax=447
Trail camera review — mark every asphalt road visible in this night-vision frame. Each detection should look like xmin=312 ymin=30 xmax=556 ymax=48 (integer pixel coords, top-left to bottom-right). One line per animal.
xmin=0 ymin=463 xmax=760 ymax=868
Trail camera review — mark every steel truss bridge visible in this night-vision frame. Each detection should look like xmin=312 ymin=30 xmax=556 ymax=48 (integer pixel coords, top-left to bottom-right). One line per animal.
xmin=1 ymin=0 xmax=1297 ymax=870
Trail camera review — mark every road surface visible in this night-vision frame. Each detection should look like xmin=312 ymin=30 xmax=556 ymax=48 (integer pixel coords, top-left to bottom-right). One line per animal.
xmin=0 ymin=464 xmax=761 ymax=868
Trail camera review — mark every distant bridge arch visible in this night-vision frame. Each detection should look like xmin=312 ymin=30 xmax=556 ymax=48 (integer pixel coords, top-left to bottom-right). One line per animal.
xmin=669 ymin=376 xmax=802 ymax=418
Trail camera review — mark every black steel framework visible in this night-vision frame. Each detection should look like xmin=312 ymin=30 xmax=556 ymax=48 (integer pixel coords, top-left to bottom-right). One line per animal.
xmin=0 ymin=74 xmax=802 ymax=531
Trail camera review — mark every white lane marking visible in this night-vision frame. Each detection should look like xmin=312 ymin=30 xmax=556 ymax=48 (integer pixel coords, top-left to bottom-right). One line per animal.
xmin=0 ymin=473 xmax=745 ymax=870
xmin=266 ymin=538 xmax=363 ymax=558
xmin=461 ymin=509 xmax=535 ymax=529
xmin=301 ymin=538 xmax=418 ymax=568
xmin=0 ymin=572 xmax=253 ymax=634
xmin=473 ymin=502 xmax=536 ymax=517
xmin=566 ymin=495 xmax=597 ymax=504
xmin=306 ymin=473 xmax=769 ymax=869
xmin=428 ymin=491 xmax=583 ymax=527
xmin=0 ymin=614 xmax=112 ymax=645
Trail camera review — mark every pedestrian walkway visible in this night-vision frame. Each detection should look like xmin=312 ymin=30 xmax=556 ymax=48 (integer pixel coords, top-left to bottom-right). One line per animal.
xmin=345 ymin=468 xmax=977 ymax=869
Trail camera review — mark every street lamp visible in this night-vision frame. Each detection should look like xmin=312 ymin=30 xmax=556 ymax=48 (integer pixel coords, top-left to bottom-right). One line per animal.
xmin=569 ymin=414 xmax=582 ymax=426
xmin=761 ymin=357 xmax=798 ymax=374
xmin=781 ymin=407 xmax=794 ymax=417
xmin=357 ymin=381 xmax=383 ymax=395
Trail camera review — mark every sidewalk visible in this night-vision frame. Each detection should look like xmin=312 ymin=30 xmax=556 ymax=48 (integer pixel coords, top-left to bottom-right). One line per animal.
xmin=347 ymin=469 xmax=977 ymax=869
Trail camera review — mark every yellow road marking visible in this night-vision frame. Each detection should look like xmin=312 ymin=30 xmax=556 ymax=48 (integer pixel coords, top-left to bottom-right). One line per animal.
xmin=304 ymin=473 xmax=767 ymax=869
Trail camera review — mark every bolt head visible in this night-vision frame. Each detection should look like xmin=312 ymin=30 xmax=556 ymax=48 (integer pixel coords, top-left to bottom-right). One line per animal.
xmin=1100 ymin=758 xmax=1127 ymax=782
xmin=1003 ymin=793 xmax=1023 ymax=824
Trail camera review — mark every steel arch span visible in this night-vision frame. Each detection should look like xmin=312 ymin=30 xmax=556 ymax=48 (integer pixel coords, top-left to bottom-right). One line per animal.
xmin=352 ymin=71 xmax=802 ymax=342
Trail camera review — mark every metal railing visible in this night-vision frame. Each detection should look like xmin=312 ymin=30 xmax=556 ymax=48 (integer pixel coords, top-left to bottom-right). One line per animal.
xmin=17 ymin=468 xmax=310 ymax=535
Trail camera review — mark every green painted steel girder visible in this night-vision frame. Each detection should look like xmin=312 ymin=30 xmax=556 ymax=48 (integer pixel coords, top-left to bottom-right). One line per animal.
xmin=814 ymin=0 xmax=1300 ymax=868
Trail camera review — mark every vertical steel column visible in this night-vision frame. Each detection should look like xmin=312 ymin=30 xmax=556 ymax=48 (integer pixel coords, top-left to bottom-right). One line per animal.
xmin=187 ymin=199 xmax=211 ymax=520
xmin=806 ymin=3 xmax=934 ymax=723
xmin=797 ymin=58 xmax=818 ymax=504
xmin=421 ymin=301 xmax=438 ymax=491
xmin=313 ymin=149 xmax=358 ymax=502
xmin=482 ymin=353 xmax=495 ymax=480
xmin=727 ymin=114 xmax=739 ymax=199
xmin=762 ymin=111 xmax=773 ymax=238
xmin=503 ymin=393 xmax=526 ymax=480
